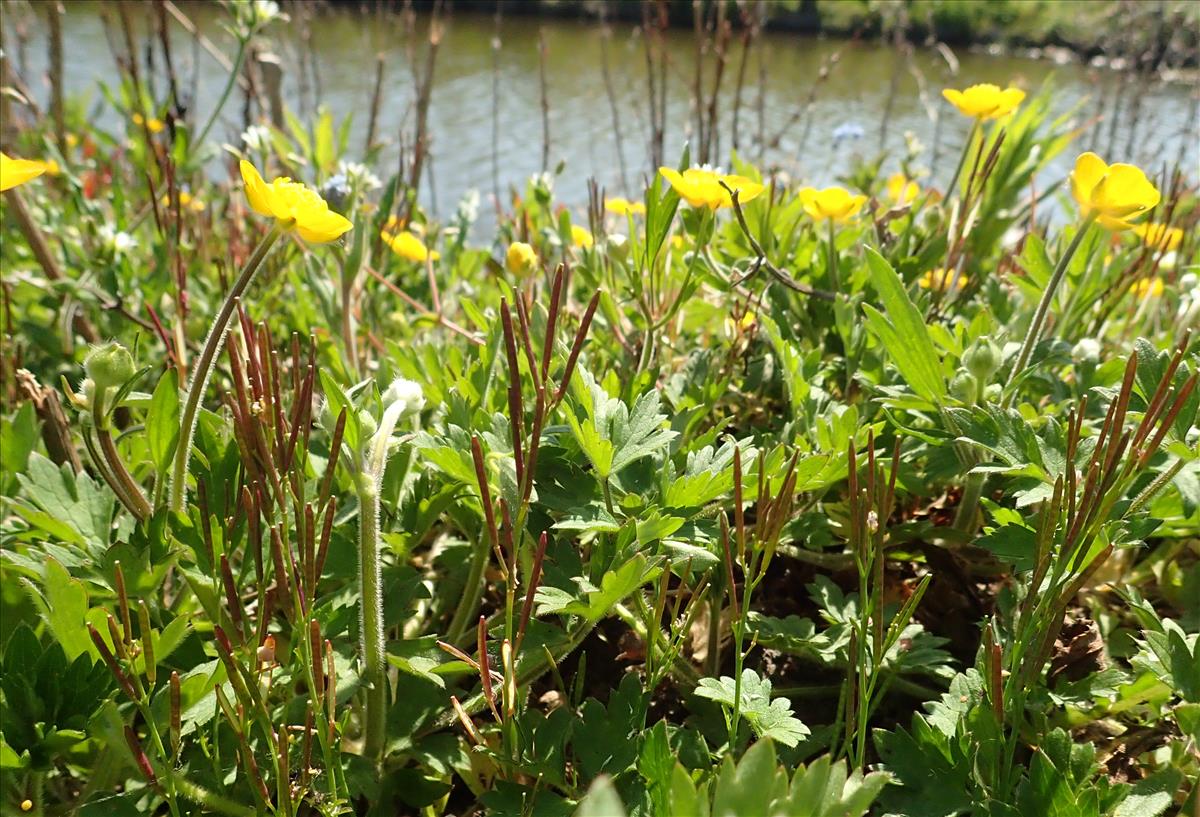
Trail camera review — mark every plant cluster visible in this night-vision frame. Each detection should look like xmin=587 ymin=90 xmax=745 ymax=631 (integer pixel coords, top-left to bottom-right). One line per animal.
xmin=0 ymin=6 xmax=1197 ymax=817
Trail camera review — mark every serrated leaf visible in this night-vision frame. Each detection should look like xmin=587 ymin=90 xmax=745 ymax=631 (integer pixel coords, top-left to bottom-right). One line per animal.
xmin=695 ymin=669 xmax=809 ymax=748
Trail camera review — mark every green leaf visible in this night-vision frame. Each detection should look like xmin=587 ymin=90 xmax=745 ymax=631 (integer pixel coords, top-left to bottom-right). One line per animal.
xmin=1114 ymin=768 xmax=1184 ymax=817
xmin=711 ymin=738 xmax=788 ymax=817
xmin=146 ymin=369 xmax=180 ymax=479
xmin=575 ymin=776 xmax=627 ymax=817
xmin=863 ymin=248 xmax=947 ymax=403
xmin=36 ymin=558 xmax=92 ymax=660
xmin=695 ymin=669 xmax=809 ymax=748
xmin=536 ymin=555 xmax=659 ymax=624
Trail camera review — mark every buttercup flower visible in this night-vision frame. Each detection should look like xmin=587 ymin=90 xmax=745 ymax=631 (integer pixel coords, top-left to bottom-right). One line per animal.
xmin=1130 ymin=277 xmax=1164 ymax=299
xmin=161 ymin=190 xmax=206 ymax=213
xmin=1 ymin=153 xmax=49 ymax=191
xmin=239 ymin=160 xmax=352 ymax=243
xmin=1131 ymin=222 xmax=1183 ymax=253
xmin=799 ymin=186 xmax=867 ymax=223
xmin=1069 ymin=152 xmax=1160 ymax=231
xmin=918 ymin=268 xmax=968 ymax=292
xmin=132 ymin=113 xmax=166 ymax=134
xmin=605 ymin=197 xmax=645 ymax=216
xmin=385 ymin=230 xmax=439 ymax=263
xmin=571 ymin=224 xmax=594 ymax=249
xmin=886 ymin=173 xmax=919 ymax=206
xmin=942 ymin=84 xmax=1026 ymax=120
xmin=506 ymin=242 xmax=538 ymax=276
xmin=658 ymin=166 xmax=764 ymax=209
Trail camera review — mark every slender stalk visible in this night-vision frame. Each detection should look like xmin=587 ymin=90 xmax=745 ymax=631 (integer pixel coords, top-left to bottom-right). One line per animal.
xmin=446 ymin=535 xmax=489 ymax=647
xmin=356 ymin=475 xmax=386 ymax=765
xmin=944 ymin=119 xmax=979 ymax=198
xmin=952 ymin=217 xmax=1098 ymax=533
xmin=1002 ymin=216 xmax=1097 ymax=408
xmin=94 ymin=389 xmax=152 ymax=521
xmin=827 ymin=217 xmax=840 ymax=294
xmin=193 ymin=35 xmax=248 ymax=151
xmin=1127 ymin=456 xmax=1186 ymax=516
xmin=169 ymin=224 xmax=282 ymax=513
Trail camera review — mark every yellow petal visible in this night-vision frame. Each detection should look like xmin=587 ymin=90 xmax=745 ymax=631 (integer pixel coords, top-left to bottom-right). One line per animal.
xmin=571 ymin=224 xmax=594 ymax=248
xmin=239 ymin=160 xmax=275 ymax=217
xmin=717 ymin=174 xmax=764 ymax=208
xmin=294 ymin=209 xmax=353 ymax=243
xmin=995 ymin=87 xmax=1026 ymax=117
xmin=0 ymin=153 xmax=48 ymax=191
xmin=1069 ymin=152 xmax=1108 ymax=212
xmin=1095 ymin=163 xmax=1160 ymax=214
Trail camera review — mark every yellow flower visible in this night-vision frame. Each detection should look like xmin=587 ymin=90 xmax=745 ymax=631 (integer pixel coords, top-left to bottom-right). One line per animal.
xmin=161 ymin=190 xmax=206 ymax=212
xmin=0 ymin=153 xmax=49 ymax=191
xmin=941 ymin=84 xmax=1026 ymax=120
xmin=1069 ymin=152 xmax=1160 ymax=231
xmin=1130 ymin=277 xmax=1164 ymax=298
xmin=571 ymin=224 xmax=594 ymax=249
xmin=239 ymin=160 xmax=352 ymax=243
xmin=132 ymin=113 xmax=166 ymax=134
xmin=917 ymin=268 xmax=968 ymax=292
xmin=798 ymin=186 xmax=867 ymax=223
xmin=1131 ymin=222 xmax=1183 ymax=253
xmin=65 ymin=133 xmax=80 ymax=149
xmin=658 ymin=166 xmax=764 ymax=209
xmin=506 ymin=241 xmax=538 ymax=276
xmin=605 ymin=197 xmax=645 ymax=216
xmin=886 ymin=173 xmax=919 ymax=205
xmin=385 ymin=230 xmax=439 ymax=263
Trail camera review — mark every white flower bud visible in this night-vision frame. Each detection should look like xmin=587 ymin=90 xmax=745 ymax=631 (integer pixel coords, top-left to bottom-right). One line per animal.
xmin=382 ymin=377 xmax=424 ymax=419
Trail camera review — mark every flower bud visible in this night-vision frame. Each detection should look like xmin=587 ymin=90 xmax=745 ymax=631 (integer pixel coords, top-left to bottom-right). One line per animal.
xmin=606 ymin=233 xmax=630 ymax=262
xmin=382 ymin=377 xmax=424 ymax=418
xmin=356 ymin=408 xmax=378 ymax=441
xmin=505 ymin=242 xmax=538 ymax=277
xmin=950 ymin=370 xmax=978 ymax=404
xmin=84 ymin=342 xmax=136 ymax=390
xmin=1072 ymin=338 xmax=1101 ymax=366
xmin=963 ymin=337 xmax=1001 ymax=382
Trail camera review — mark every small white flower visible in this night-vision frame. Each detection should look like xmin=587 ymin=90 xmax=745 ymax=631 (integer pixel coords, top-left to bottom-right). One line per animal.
xmin=456 ymin=189 xmax=480 ymax=224
xmin=1072 ymin=338 xmax=1101 ymax=365
xmin=337 ymin=160 xmax=381 ymax=192
xmin=249 ymin=0 xmax=283 ymax=27
xmin=98 ymin=224 xmax=137 ymax=257
xmin=241 ymin=124 xmax=272 ymax=153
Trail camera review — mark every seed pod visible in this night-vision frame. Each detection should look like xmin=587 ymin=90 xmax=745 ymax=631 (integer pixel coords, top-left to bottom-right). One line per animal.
xmin=124 ymin=726 xmax=157 ymax=785
xmin=169 ymin=671 xmax=182 ymax=758
xmin=137 ymin=601 xmax=156 ymax=686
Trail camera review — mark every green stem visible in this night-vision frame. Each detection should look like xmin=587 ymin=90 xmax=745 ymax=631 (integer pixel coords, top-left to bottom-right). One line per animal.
xmin=952 ymin=468 xmax=986 ymax=532
xmin=356 ymin=476 xmax=387 ymax=766
xmin=445 ymin=535 xmax=490 ymax=646
xmin=1127 ymin=456 xmax=1187 ymax=516
xmin=169 ymin=225 xmax=282 ymax=513
xmin=945 ymin=120 xmax=979 ymax=199
xmin=94 ymin=388 xmax=152 ymax=521
xmin=1002 ymin=216 xmax=1096 ymax=409
xmin=827 ymin=218 xmax=840 ymax=294
xmin=172 ymin=774 xmax=256 ymax=817
xmin=193 ymin=36 xmax=249 ymax=152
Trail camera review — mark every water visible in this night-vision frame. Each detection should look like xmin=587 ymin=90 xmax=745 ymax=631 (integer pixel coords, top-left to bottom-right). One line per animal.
xmin=8 ymin=2 xmax=1198 ymax=220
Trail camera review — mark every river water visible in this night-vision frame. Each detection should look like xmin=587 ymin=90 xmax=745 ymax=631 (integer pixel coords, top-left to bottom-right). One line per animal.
xmin=8 ymin=2 xmax=1198 ymax=220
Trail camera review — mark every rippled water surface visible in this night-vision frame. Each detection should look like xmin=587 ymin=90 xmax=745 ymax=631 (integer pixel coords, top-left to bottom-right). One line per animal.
xmin=13 ymin=2 xmax=1199 ymax=217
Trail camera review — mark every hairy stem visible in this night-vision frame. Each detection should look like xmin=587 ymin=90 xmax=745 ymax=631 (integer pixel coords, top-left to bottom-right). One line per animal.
xmin=169 ymin=225 xmax=282 ymax=513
